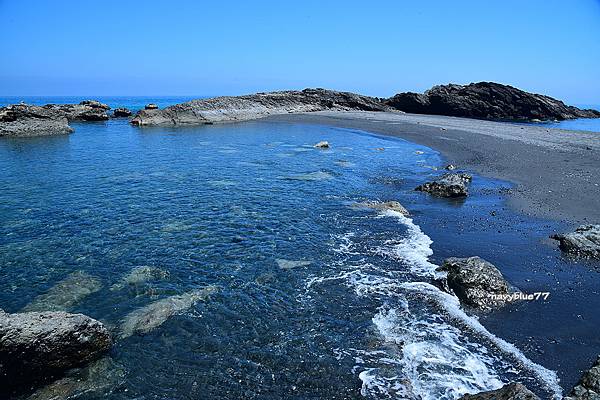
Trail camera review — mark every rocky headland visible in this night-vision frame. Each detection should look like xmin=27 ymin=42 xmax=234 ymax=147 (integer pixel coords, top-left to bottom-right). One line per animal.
xmin=0 ymin=104 xmax=74 ymax=137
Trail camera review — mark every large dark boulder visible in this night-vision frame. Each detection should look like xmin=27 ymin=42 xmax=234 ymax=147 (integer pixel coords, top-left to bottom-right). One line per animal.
xmin=0 ymin=104 xmax=73 ymax=137
xmin=551 ymin=225 xmax=600 ymax=259
xmin=565 ymin=356 xmax=600 ymax=399
xmin=385 ymin=82 xmax=600 ymax=121
xmin=438 ymin=256 xmax=513 ymax=311
xmin=459 ymin=383 xmax=539 ymax=399
xmin=112 ymin=107 xmax=132 ymax=118
xmin=0 ymin=310 xmax=112 ymax=390
xmin=415 ymin=172 xmax=472 ymax=198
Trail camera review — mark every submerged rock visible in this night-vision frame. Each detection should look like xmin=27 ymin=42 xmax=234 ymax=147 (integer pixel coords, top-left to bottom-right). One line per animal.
xmin=112 ymin=107 xmax=132 ymax=118
xmin=551 ymin=225 xmax=600 ymax=259
xmin=110 ymin=266 xmax=170 ymax=291
xmin=131 ymin=88 xmax=393 ymax=126
xmin=0 ymin=104 xmax=73 ymax=137
xmin=438 ymin=257 xmax=513 ymax=311
xmin=445 ymin=164 xmax=457 ymax=170
xmin=0 ymin=310 xmax=112 ymax=389
xmin=385 ymin=82 xmax=600 ymax=121
xmin=565 ymin=355 xmax=600 ymax=399
xmin=27 ymin=357 xmax=126 ymax=400
xmin=313 ymin=140 xmax=330 ymax=148
xmin=276 ymin=259 xmax=312 ymax=270
xmin=285 ymin=171 xmax=333 ymax=181
xmin=459 ymin=383 xmax=539 ymax=399
xmin=120 ymin=286 xmax=218 ymax=339
xmin=23 ymin=271 xmax=102 ymax=312
xmin=354 ymin=200 xmax=410 ymax=217
xmin=415 ymin=172 xmax=472 ymax=198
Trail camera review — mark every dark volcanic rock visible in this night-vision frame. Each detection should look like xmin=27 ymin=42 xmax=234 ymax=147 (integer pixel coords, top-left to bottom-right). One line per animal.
xmin=565 ymin=356 xmax=600 ymax=399
xmin=79 ymin=100 xmax=110 ymax=110
xmin=0 ymin=310 xmax=112 ymax=389
xmin=438 ymin=256 xmax=512 ymax=311
xmin=44 ymin=101 xmax=110 ymax=121
xmin=0 ymin=104 xmax=73 ymax=137
xmin=113 ymin=107 xmax=132 ymax=118
xmin=415 ymin=172 xmax=472 ymax=197
xmin=459 ymin=383 xmax=539 ymax=399
xmin=385 ymin=82 xmax=600 ymax=121
xmin=145 ymin=103 xmax=159 ymax=110
xmin=551 ymin=225 xmax=600 ymax=259
xmin=131 ymin=88 xmax=393 ymax=126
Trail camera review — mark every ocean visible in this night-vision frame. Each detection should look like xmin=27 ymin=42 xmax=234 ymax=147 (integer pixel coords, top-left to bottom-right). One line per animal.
xmin=1 ymin=97 xmax=600 ymax=399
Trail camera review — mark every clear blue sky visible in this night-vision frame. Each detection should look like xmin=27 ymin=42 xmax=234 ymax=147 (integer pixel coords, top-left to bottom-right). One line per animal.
xmin=1 ymin=0 xmax=599 ymax=103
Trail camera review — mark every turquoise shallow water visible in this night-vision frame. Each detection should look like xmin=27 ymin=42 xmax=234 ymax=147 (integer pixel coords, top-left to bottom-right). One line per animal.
xmin=2 ymin=98 xmax=600 ymax=399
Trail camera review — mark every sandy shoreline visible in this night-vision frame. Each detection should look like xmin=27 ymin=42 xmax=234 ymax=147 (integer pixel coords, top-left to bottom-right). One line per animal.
xmin=266 ymin=111 xmax=600 ymax=224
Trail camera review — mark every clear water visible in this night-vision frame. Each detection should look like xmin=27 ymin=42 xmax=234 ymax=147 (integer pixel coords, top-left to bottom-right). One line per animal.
xmin=4 ymin=96 xmax=596 ymax=400
xmin=526 ymin=104 xmax=600 ymax=133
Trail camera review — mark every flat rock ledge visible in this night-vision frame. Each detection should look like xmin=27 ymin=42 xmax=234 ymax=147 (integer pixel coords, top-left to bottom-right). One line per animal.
xmin=551 ymin=225 xmax=600 ymax=259
xmin=0 ymin=104 xmax=73 ymax=137
xmin=437 ymin=256 xmax=513 ymax=311
xmin=130 ymin=88 xmax=394 ymax=126
xmin=0 ymin=309 xmax=112 ymax=389
xmin=415 ymin=172 xmax=472 ymax=198
xmin=565 ymin=355 xmax=600 ymax=399
xmin=459 ymin=383 xmax=539 ymax=399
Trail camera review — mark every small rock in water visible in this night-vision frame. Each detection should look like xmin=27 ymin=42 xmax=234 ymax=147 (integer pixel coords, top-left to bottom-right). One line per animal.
xmin=110 ymin=266 xmax=170 ymax=291
xmin=112 ymin=108 xmax=132 ymax=118
xmin=414 ymin=150 xmax=424 ymax=155
xmin=353 ymin=200 xmax=410 ymax=217
xmin=459 ymin=382 xmax=539 ymax=399
xmin=313 ymin=141 xmax=330 ymax=149
xmin=437 ymin=256 xmax=513 ymax=311
xmin=276 ymin=259 xmax=312 ymax=270
xmin=445 ymin=164 xmax=457 ymax=170
xmin=565 ymin=355 xmax=600 ymax=399
xmin=145 ymin=103 xmax=159 ymax=110
xmin=22 ymin=271 xmax=102 ymax=312
xmin=120 ymin=286 xmax=218 ymax=339
xmin=550 ymin=225 xmax=600 ymax=259
xmin=415 ymin=172 xmax=472 ymax=198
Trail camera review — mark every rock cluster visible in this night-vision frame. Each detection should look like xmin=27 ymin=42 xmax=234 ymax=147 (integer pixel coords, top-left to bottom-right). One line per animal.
xmin=565 ymin=356 xmax=600 ymax=399
xmin=438 ymin=256 xmax=513 ymax=311
xmin=44 ymin=100 xmax=110 ymax=121
xmin=551 ymin=225 xmax=600 ymax=259
xmin=385 ymin=82 xmax=600 ymax=121
xmin=459 ymin=383 xmax=539 ymax=399
xmin=130 ymin=88 xmax=393 ymax=126
xmin=0 ymin=104 xmax=73 ymax=137
xmin=415 ymin=172 xmax=472 ymax=197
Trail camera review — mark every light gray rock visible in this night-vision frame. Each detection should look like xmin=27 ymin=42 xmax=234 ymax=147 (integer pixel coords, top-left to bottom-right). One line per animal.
xmin=438 ymin=256 xmax=512 ymax=311
xmin=459 ymin=383 xmax=539 ymax=399
xmin=0 ymin=310 xmax=112 ymax=388
xmin=131 ymin=88 xmax=393 ymax=126
xmin=354 ymin=200 xmax=410 ymax=216
xmin=23 ymin=271 xmax=102 ymax=312
xmin=0 ymin=104 xmax=73 ymax=137
xmin=565 ymin=356 xmax=600 ymax=400
xmin=110 ymin=266 xmax=170 ymax=291
xmin=415 ymin=172 xmax=472 ymax=198
xmin=120 ymin=286 xmax=218 ymax=338
xmin=551 ymin=225 xmax=600 ymax=259
xmin=313 ymin=140 xmax=330 ymax=148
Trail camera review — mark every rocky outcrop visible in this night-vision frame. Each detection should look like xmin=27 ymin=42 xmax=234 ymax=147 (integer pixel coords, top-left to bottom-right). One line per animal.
xmin=112 ymin=107 xmax=132 ymax=118
xmin=551 ymin=225 xmax=600 ymax=259
xmin=438 ymin=256 xmax=513 ymax=311
xmin=44 ymin=100 xmax=110 ymax=121
xmin=131 ymin=88 xmax=393 ymax=126
xmin=145 ymin=103 xmax=159 ymax=110
xmin=0 ymin=104 xmax=73 ymax=137
xmin=385 ymin=82 xmax=600 ymax=121
xmin=415 ymin=172 xmax=472 ymax=198
xmin=565 ymin=356 xmax=600 ymax=399
xmin=313 ymin=140 xmax=330 ymax=148
xmin=0 ymin=310 xmax=112 ymax=389
xmin=354 ymin=200 xmax=410 ymax=216
xmin=459 ymin=383 xmax=539 ymax=399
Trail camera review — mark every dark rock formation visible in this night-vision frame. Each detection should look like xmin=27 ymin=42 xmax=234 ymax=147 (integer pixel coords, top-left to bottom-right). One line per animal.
xmin=438 ymin=256 xmax=512 ymax=311
xmin=459 ymin=383 xmax=539 ymax=399
xmin=551 ymin=225 xmax=600 ymax=259
xmin=112 ymin=107 xmax=132 ymax=118
xmin=78 ymin=100 xmax=110 ymax=110
xmin=43 ymin=101 xmax=110 ymax=121
xmin=0 ymin=104 xmax=73 ymax=137
xmin=145 ymin=103 xmax=159 ymax=110
xmin=565 ymin=356 xmax=600 ymax=399
xmin=415 ymin=172 xmax=472 ymax=197
xmin=385 ymin=82 xmax=600 ymax=121
xmin=0 ymin=310 xmax=112 ymax=389
xmin=131 ymin=88 xmax=393 ymax=126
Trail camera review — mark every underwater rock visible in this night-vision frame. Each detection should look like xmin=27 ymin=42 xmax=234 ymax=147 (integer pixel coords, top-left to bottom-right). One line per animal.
xmin=276 ymin=259 xmax=312 ymax=270
xmin=285 ymin=171 xmax=333 ymax=181
xmin=313 ymin=141 xmax=330 ymax=148
xmin=354 ymin=200 xmax=410 ymax=217
xmin=112 ymin=107 xmax=132 ymax=118
xmin=565 ymin=355 xmax=600 ymax=400
xmin=110 ymin=266 xmax=170 ymax=291
xmin=0 ymin=310 xmax=112 ymax=389
xmin=459 ymin=383 xmax=539 ymax=399
xmin=445 ymin=164 xmax=457 ymax=170
xmin=23 ymin=271 xmax=102 ymax=312
xmin=120 ymin=286 xmax=218 ymax=339
xmin=551 ymin=225 xmax=600 ymax=259
xmin=0 ymin=104 xmax=73 ymax=137
xmin=415 ymin=172 xmax=472 ymax=198
xmin=438 ymin=257 xmax=513 ymax=311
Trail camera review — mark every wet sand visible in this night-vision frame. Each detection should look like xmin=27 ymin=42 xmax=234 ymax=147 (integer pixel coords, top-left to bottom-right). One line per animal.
xmin=267 ymin=111 xmax=600 ymax=225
